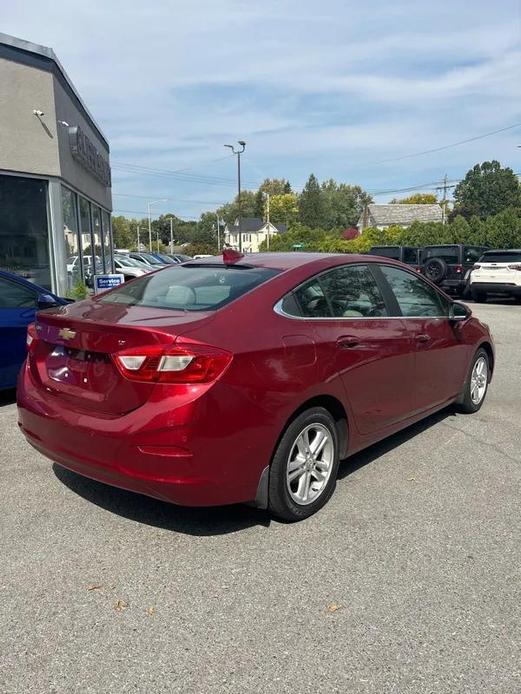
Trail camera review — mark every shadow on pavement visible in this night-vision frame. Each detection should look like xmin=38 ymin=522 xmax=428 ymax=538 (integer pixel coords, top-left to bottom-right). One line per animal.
xmin=53 ymin=407 xmax=457 ymax=535
xmin=53 ymin=464 xmax=271 ymax=536
xmin=0 ymin=389 xmax=16 ymax=407
xmin=337 ymin=407 xmax=455 ymax=481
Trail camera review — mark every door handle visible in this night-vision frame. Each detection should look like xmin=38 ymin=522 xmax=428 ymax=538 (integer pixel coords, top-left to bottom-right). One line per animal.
xmin=336 ymin=336 xmax=360 ymax=349
xmin=415 ymin=334 xmax=431 ymax=343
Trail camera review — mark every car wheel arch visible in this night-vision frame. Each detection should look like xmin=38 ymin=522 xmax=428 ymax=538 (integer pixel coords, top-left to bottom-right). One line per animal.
xmin=250 ymin=395 xmax=349 ymax=511
xmin=478 ymin=341 xmax=494 ymax=378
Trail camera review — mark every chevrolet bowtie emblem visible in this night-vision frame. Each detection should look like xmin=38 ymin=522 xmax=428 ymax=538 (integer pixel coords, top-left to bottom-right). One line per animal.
xmin=59 ymin=327 xmax=76 ymax=340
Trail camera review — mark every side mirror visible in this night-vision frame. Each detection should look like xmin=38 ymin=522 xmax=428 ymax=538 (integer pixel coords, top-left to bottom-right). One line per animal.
xmin=450 ymin=301 xmax=471 ymax=322
xmin=37 ymin=293 xmax=59 ymax=310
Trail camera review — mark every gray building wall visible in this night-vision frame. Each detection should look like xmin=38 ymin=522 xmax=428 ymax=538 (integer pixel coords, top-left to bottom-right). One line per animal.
xmin=0 ymin=58 xmax=60 ymax=177
xmin=53 ymin=77 xmax=111 ymax=210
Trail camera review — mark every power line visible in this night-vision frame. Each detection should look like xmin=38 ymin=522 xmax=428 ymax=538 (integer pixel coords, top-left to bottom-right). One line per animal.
xmin=113 ymin=192 xmax=226 ymax=205
xmin=370 ymin=122 xmax=521 ymax=165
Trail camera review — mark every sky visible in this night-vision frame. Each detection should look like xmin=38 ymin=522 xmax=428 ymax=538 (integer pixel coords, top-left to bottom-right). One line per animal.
xmin=2 ymin=0 xmax=521 ymax=221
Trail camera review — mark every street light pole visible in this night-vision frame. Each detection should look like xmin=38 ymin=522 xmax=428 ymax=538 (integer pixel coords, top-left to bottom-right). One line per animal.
xmin=224 ymin=141 xmax=246 ymax=252
xmin=169 ymin=216 xmax=174 ymax=254
xmin=147 ymin=199 xmax=166 ymax=252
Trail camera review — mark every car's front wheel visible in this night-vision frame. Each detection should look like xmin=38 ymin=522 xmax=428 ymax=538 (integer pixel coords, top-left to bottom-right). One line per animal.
xmin=268 ymin=407 xmax=340 ymax=521
xmin=456 ymin=348 xmax=490 ymax=414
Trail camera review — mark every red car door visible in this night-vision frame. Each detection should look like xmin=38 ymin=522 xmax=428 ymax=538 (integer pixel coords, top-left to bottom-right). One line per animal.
xmin=292 ymin=264 xmax=416 ymax=436
xmin=377 ymin=265 xmax=469 ymax=413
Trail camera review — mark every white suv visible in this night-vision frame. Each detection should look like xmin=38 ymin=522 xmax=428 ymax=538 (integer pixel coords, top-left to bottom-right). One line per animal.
xmin=470 ymin=249 xmax=521 ymax=303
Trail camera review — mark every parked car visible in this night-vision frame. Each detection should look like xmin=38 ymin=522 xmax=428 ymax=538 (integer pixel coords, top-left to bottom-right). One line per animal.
xmin=166 ymin=254 xmax=192 ymax=263
xmin=368 ymin=246 xmax=420 ymax=268
xmin=420 ymin=244 xmax=488 ymax=296
xmin=193 ymin=254 xmax=213 ymax=260
xmin=127 ymin=252 xmax=167 ymax=269
xmin=113 ymin=255 xmax=152 ymax=281
xmin=469 ymin=249 xmax=521 ymax=302
xmin=0 ymin=270 xmax=69 ymax=390
xmin=18 ymin=252 xmax=494 ymax=521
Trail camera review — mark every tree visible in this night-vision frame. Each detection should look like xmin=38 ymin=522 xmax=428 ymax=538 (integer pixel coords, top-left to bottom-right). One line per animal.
xmin=299 ymin=174 xmax=326 ymax=228
xmin=321 ymin=179 xmax=372 ymax=229
xmin=390 ymin=193 xmax=438 ymax=204
xmin=453 ymin=160 xmax=521 ymax=219
xmin=111 ymin=216 xmax=134 ymax=249
xmin=254 ymin=179 xmax=292 ymax=216
xmin=267 ymin=193 xmax=299 ymax=227
xmin=217 ymin=190 xmax=258 ymax=225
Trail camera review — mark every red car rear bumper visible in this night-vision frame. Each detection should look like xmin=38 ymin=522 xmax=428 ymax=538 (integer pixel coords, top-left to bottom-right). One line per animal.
xmin=17 ymin=366 xmax=270 ymax=507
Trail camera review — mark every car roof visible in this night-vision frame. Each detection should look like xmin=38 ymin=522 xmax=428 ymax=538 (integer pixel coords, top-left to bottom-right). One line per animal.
xmin=187 ymin=252 xmax=377 ymax=271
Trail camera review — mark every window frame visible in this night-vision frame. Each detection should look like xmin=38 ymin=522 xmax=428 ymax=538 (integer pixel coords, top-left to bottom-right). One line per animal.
xmin=274 ymin=262 xmax=395 ymax=321
xmin=372 ymin=263 xmax=452 ymax=319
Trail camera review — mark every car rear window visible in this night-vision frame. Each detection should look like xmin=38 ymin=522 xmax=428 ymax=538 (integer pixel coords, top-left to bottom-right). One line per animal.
xmin=480 ymin=251 xmax=521 ymax=263
xmin=402 ymin=248 xmax=419 ymax=264
xmin=421 ymin=246 xmax=459 ymax=263
xmin=98 ymin=264 xmax=279 ymax=311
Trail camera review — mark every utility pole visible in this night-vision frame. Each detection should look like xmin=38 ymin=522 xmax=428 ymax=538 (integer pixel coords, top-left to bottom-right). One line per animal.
xmin=441 ymin=173 xmax=448 ymax=225
xmin=265 ymin=192 xmax=270 ymax=250
xmin=224 ymin=141 xmax=246 ymax=252
xmin=147 ymin=199 xmax=166 ymax=251
xmin=137 ymin=225 xmax=140 ymax=251
xmin=216 ymin=213 xmax=221 ymax=251
xmin=169 ymin=217 xmax=174 ymax=254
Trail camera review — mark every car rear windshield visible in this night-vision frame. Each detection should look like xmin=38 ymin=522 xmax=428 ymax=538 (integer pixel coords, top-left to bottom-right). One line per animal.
xmin=402 ymin=248 xmax=419 ymax=264
xmin=421 ymin=246 xmax=459 ymax=262
xmin=98 ymin=264 xmax=280 ymax=311
xmin=480 ymin=251 xmax=521 ymax=263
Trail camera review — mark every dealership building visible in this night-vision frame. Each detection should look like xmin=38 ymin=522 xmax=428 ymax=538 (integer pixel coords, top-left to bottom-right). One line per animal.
xmin=0 ymin=32 xmax=113 ymax=296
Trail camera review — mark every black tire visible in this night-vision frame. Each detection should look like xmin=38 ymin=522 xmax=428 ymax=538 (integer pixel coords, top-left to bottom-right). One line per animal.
xmin=424 ymin=257 xmax=448 ymax=284
xmin=268 ymin=407 xmax=340 ymax=522
xmin=471 ymin=290 xmax=487 ymax=303
xmin=456 ymin=348 xmax=490 ymax=414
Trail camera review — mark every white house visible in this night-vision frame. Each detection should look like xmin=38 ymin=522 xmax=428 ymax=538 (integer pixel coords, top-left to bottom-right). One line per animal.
xmin=224 ymin=217 xmax=287 ymax=253
xmin=357 ymin=204 xmax=443 ymax=231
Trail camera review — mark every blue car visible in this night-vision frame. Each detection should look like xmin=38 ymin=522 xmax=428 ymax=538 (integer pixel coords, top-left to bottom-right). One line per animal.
xmin=0 ymin=270 xmax=69 ymax=390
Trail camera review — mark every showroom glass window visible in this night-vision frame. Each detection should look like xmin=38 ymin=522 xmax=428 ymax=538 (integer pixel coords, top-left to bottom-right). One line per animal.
xmin=61 ymin=186 xmax=82 ymax=291
xmin=79 ymin=197 xmax=95 ymax=293
xmin=379 ymin=265 xmax=449 ymax=317
xmin=101 ymin=210 xmax=112 ymax=273
xmin=91 ymin=206 xmax=104 ymax=275
xmin=0 ymin=174 xmax=51 ymax=289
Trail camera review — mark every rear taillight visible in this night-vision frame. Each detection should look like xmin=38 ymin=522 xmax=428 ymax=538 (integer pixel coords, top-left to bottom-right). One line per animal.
xmin=508 ymin=264 xmax=521 ymax=271
xmin=113 ymin=342 xmax=233 ymax=384
xmin=26 ymin=323 xmax=38 ymax=351
xmin=455 ymin=265 xmax=463 ymax=274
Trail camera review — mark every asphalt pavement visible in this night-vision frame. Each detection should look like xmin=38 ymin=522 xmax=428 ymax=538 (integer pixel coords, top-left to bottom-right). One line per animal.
xmin=1 ymin=302 xmax=520 ymax=694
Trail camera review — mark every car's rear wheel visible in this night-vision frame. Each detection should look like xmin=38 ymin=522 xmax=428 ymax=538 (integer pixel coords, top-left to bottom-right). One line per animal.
xmin=456 ymin=348 xmax=490 ymax=414
xmin=471 ymin=289 xmax=487 ymax=303
xmin=424 ymin=258 xmax=447 ymax=284
xmin=268 ymin=407 xmax=340 ymax=521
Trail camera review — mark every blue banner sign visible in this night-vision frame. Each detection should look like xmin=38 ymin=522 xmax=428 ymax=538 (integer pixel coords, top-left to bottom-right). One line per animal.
xmin=94 ymin=274 xmax=124 ymax=294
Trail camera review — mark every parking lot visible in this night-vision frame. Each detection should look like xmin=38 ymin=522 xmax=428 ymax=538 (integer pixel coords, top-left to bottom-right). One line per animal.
xmin=1 ymin=302 xmax=520 ymax=694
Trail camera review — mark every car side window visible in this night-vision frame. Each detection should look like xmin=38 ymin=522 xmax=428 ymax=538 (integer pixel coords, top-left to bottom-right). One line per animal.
xmin=319 ymin=265 xmax=388 ymax=317
xmin=379 ymin=265 xmax=449 ymax=317
xmin=0 ymin=277 xmax=38 ymax=309
xmin=290 ymin=265 xmax=388 ymax=318
xmin=294 ymin=279 xmax=331 ymax=317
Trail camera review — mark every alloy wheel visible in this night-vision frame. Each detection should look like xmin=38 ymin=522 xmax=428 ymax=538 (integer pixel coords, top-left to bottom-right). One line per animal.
xmin=286 ymin=424 xmax=335 ymax=505
xmin=470 ymin=356 xmax=488 ymax=404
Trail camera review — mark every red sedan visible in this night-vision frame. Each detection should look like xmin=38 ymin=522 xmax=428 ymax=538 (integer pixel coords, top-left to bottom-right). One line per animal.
xmin=18 ymin=252 xmax=494 ymax=521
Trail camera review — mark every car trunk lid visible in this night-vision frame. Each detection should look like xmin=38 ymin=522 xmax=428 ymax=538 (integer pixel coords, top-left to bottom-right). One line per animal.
xmin=29 ymin=302 xmax=213 ymax=416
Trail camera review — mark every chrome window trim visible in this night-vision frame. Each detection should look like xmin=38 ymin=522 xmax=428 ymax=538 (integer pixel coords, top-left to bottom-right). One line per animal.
xmin=273 ymin=261 xmax=452 ymax=322
xmin=273 ymin=299 xmax=448 ymax=322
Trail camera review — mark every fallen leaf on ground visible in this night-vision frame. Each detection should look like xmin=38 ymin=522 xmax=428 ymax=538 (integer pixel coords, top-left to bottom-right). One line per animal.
xmin=326 ymin=602 xmax=343 ymax=613
xmin=87 ymin=585 xmax=103 ymax=591
xmin=114 ymin=599 xmax=128 ymax=612
xmin=407 ymin=477 xmax=416 ymax=481
xmin=147 ymin=607 xmax=156 ymax=616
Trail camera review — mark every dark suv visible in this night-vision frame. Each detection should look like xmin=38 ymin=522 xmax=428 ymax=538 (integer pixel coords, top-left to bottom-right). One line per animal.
xmin=420 ymin=244 xmax=489 ymax=296
xmin=368 ymin=246 xmax=420 ymax=268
